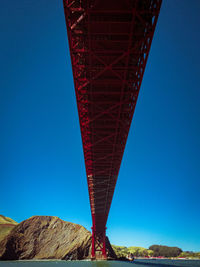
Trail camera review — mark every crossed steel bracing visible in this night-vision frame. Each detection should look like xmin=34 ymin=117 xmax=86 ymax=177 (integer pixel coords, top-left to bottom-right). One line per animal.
xmin=63 ymin=0 xmax=162 ymax=259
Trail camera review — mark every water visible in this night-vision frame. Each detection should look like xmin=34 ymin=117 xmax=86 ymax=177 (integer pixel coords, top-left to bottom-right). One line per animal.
xmin=0 ymin=260 xmax=200 ymax=267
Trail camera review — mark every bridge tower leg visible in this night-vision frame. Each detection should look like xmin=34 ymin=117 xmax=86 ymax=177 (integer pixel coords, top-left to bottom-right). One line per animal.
xmin=91 ymin=226 xmax=107 ymax=260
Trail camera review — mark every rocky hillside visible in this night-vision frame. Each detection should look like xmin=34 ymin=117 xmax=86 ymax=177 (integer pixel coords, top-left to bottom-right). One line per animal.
xmin=0 ymin=216 xmax=116 ymax=260
xmin=0 ymin=215 xmax=18 ymax=243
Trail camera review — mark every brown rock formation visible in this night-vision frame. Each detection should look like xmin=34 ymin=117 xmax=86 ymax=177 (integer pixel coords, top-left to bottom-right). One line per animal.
xmin=0 ymin=216 xmax=116 ymax=260
xmin=0 ymin=215 xmax=18 ymax=243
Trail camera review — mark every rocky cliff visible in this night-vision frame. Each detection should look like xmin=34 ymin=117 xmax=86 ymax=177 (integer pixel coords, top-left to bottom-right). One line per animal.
xmin=0 ymin=215 xmax=18 ymax=243
xmin=0 ymin=216 xmax=116 ymax=260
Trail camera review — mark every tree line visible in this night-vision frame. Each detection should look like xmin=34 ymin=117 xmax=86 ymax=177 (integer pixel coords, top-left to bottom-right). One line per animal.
xmin=149 ymin=245 xmax=182 ymax=257
xmin=112 ymin=244 xmax=200 ymax=258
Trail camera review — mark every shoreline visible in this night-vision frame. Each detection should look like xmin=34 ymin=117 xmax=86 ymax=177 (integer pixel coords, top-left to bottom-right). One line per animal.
xmin=1 ymin=258 xmax=200 ymax=262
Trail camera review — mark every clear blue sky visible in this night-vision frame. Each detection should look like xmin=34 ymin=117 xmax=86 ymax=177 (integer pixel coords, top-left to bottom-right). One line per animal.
xmin=1 ymin=0 xmax=200 ymax=252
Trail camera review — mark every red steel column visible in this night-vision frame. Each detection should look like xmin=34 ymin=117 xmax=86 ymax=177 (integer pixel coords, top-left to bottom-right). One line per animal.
xmin=91 ymin=227 xmax=95 ymax=259
xmin=91 ymin=215 xmax=107 ymax=259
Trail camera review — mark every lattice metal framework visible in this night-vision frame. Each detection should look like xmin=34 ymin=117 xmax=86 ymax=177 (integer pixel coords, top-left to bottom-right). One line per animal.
xmin=63 ymin=0 xmax=162 ymax=259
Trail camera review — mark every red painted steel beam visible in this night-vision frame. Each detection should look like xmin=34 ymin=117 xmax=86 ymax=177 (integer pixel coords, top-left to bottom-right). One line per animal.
xmin=63 ymin=0 xmax=162 ymax=259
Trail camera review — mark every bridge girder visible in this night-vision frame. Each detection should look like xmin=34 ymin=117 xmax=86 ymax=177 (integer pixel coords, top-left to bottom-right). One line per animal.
xmin=63 ymin=0 xmax=162 ymax=259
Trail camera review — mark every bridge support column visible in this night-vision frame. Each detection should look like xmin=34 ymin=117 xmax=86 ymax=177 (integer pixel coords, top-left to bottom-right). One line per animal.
xmin=91 ymin=226 xmax=107 ymax=260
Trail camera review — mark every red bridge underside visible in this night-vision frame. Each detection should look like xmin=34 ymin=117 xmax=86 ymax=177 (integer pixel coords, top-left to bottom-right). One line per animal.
xmin=63 ymin=0 xmax=161 ymax=259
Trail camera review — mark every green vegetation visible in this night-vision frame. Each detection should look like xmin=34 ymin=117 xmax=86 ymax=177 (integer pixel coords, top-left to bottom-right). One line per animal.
xmin=112 ymin=245 xmax=154 ymax=258
xmin=149 ymin=245 xmax=182 ymax=257
xmin=112 ymin=244 xmax=200 ymax=259
xmin=179 ymin=251 xmax=200 ymax=259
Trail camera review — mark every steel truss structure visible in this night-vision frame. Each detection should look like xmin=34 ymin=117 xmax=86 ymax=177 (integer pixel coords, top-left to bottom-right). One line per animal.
xmin=63 ymin=0 xmax=162 ymax=260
